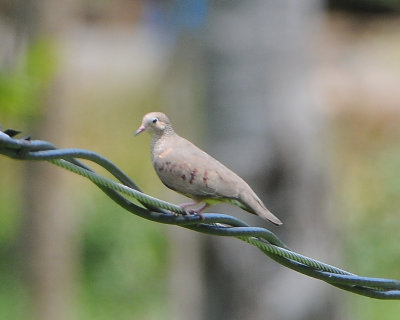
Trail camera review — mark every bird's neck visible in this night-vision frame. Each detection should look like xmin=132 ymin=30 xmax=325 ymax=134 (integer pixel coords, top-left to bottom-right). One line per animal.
xmin=151 ymin=128 xmax=175 ymax=151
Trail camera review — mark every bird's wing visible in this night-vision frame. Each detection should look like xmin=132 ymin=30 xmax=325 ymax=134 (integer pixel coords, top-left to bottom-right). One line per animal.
xmin=153 ymin=135 xmax=283 ymax=225
xmin=152 ymin=136 xmax=240 ymax=200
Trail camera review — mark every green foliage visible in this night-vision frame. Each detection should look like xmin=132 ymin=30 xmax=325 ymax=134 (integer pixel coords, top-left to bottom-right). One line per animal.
xmin=333 ymin=111 xmax=400 ymax=318
xmin=0 ymin=162 xmax=30 ymax=320
xmin=0 ymin=276 xmax=30 ymax=320
xmin=0 ymin=39 xmax=58 ymax=119
xmin=0 ymin=163 xmax=21 ymax=245
xmin=79 ymin=194 xmax=169 ymax=320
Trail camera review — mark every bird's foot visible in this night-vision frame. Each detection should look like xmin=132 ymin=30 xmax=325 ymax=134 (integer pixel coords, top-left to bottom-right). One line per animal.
xmin=183 ymin=209 xmax=205 ymax=220
xmin=179 ymin=202 xmax=209 ymax=220
xmin=185 ymin=208 xmax=197 ymax=215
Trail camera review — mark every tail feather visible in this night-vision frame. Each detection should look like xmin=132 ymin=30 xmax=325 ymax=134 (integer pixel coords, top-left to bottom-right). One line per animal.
xmin=239 ymin=190 xmax=283 ymax=226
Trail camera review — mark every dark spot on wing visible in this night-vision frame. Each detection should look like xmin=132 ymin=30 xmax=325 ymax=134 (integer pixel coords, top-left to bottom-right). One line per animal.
xmin=189 ymin=169 xmax=197 ymax=184
xmin=158 ymin=165 xmax=164 ymax=172
xmin=181 ymin=174 xmax=186 ymax=180
xmin=203 ymin=170 xmax=208 ymax=187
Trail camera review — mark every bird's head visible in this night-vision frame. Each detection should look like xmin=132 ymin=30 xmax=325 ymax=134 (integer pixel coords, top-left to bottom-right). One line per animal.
xmin=135 ymin=112 xmax=173 ymax=136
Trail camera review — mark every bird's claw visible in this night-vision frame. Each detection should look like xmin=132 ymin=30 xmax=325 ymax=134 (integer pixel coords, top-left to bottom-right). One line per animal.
xmin=186 ymin=208 xmax=197 ymax=215
xmin=183 ymin=208 xmax=205 ymax=220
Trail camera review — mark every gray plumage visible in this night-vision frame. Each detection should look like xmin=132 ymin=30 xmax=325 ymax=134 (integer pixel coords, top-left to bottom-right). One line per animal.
xmin=135 ymin=112 xmax=282 ymax=226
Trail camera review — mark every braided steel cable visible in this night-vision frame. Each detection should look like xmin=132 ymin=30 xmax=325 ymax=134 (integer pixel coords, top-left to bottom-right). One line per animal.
xmin=1 ymin=130 xmax=400 ymax=299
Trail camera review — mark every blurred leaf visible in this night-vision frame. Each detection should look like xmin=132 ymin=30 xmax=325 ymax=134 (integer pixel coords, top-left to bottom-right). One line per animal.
xmin=0 ymin=38 xmax=58 ymax=118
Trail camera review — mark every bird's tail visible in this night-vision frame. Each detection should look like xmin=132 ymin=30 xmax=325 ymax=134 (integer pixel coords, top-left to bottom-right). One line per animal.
xmin=240 ymin=190 xmax=283 ymax=226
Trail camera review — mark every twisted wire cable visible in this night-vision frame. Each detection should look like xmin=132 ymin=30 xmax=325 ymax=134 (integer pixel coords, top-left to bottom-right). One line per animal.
xmin=1 ymin=130 xmax=400 ymax=299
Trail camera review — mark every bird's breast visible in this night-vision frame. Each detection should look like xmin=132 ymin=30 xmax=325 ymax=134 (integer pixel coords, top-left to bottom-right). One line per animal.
xmin=157 ymin=147 xmax=173 ymax=159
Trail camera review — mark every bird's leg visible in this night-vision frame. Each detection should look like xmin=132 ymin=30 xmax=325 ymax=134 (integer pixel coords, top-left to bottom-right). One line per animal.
xmin=179 ymin=201 xmax=200 ymax=210
xmin=193 ymin=203 xmax=210 ymax=213
xmin=179 ymin=201 xmax=209 ymax=220
xmin=190 ymin=203 xmax=209 ymax=221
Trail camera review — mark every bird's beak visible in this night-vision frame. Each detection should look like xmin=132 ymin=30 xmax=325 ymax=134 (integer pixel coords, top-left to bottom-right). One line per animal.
xmin=135 ymin=125 xmax=146 ymax=136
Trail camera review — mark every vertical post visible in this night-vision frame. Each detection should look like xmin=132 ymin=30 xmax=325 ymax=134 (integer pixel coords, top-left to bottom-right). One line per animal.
xmin=202 ymin=0 xmax=341 ymax=319
xmin=17 ymin=1 xmax=80 ymax=319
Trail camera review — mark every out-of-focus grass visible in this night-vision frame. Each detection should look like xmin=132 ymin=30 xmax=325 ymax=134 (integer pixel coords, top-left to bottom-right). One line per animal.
xmin=77 ymin=193 xmax=169 ymax=320
xmin=332 ymin=109 xmax=400 ymax=319
xmin=0 ymin=160 xmax=31 ymax=320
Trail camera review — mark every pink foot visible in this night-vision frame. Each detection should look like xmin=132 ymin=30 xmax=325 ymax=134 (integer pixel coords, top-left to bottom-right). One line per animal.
xmin=179 ymin=202 xmax=209 ymax=220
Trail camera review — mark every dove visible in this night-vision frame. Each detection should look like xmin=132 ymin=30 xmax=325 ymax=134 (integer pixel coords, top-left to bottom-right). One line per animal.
xmin=135 ymin=112 xmax=282 ymax=225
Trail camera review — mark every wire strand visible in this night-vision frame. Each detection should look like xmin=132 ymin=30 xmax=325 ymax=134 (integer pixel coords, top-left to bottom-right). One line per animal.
xmin=1 ymin=132 xmax=400 ymax=299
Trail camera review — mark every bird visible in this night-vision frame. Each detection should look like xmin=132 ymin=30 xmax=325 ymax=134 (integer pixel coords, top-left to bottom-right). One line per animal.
xmin=135 ymin=112 xmax=283 ymax=226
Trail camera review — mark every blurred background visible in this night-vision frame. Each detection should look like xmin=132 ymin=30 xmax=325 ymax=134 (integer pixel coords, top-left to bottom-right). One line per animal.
xmin=1 ymin=0 xmax=400 ymax=319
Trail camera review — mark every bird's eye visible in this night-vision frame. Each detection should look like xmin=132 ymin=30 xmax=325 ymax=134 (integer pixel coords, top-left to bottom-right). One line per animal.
xmin=152 ymin=117 xmax=158 ymax=123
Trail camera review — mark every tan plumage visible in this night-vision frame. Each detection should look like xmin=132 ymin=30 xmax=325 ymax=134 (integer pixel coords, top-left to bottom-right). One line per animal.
xmin=135 ymin=112 xmax=282 ymax=226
